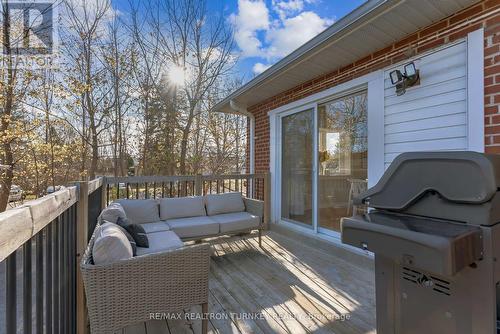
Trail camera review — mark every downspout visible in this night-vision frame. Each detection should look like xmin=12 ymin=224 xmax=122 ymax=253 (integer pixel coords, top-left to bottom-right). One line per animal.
xmin=229 ymin=100 xmax=255 ymax=174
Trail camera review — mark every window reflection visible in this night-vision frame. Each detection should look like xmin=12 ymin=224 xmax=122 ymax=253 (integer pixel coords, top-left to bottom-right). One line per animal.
xmin=318 ymin=91 xmax=368 ymax=231
xmin=281 ymin=109 xmax=314 ymax=227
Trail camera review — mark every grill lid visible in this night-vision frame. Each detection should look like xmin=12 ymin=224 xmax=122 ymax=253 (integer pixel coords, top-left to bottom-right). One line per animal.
xmin=356 ymin=152 xmax=500 ymax=210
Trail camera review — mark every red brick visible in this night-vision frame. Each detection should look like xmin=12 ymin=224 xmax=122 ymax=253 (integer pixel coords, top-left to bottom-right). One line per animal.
xmin=485 ymin=64 xmax=500 ymax=76
xmin=485 ymin=0 xmax=500 ymax=9
xmin=486 ymin=76 xmax=494 ymax=86
xmin=394 ymin=33 xmax=418 ymax=49
xmin=419 ymin=21 xmax=448 ymax=38
xmin=450 ymin=4 xmax=484 ymax=24
xmin=485 ymin=44 xmax=500 ymax=56
xmin=485 ymin=125 xmax=500 ymax=135
xmin=486 ymin=84 xmax=500 ymax=95
xmin=449 ymin=23 xmax=483 ymax=41
xmin=486 ymin=105 xmax=498 ymax=114
xmin=491 ymin=114 xmax=500 ymax=124
xmin=372 ymin=45 xmax=393 ymax=59
xmin=485 ymin=145 xmax=500 ymax=154
xmin=417 ymin=38 xmax=445 ymax=53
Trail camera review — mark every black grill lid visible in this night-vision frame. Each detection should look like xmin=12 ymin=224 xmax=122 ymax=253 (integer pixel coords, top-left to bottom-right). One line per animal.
xmin=356 ymin=151 xmax=500 ymax=210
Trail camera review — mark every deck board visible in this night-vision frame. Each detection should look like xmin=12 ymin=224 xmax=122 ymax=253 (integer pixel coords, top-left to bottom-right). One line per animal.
xmin=123 ymin=229 xmax=376 ymax=334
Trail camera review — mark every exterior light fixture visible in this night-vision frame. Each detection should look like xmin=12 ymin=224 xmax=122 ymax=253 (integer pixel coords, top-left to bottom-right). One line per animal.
xmin=389 ymin=61 xmax=420 ymax=96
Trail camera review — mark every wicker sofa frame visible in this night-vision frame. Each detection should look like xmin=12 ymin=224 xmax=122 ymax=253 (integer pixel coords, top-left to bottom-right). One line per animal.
xmin=81 ymin=225 xmax=210 ymax=334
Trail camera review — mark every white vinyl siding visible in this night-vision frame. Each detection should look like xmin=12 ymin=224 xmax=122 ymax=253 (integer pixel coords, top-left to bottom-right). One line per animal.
xmin=383 ymin=42 xmax=468 ymax=168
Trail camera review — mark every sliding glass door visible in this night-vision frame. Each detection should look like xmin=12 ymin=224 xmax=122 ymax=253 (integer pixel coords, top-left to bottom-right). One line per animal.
xmin=281 ymin=108 xmax=314 ymax=227
xmin=317 ymin=91 xmax=368 ymax=232
xmin=278 ymin=90 xmax=368 ymax=234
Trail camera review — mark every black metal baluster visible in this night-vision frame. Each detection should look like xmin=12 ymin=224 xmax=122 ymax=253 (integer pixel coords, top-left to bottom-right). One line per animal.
xmin=62 ymin=211 xmax=68 ymax=334
xmin=72 ymin=204 xmax=77 ymax=334
xmin=145 ymin=182 xmax=149 ymax=199
xmin=6 ymin=251 xmax=17 ymax=334
xmin=36 ymin=231 xmax=44 ymax=334
xmin=46 ymin=223 xmax=53 ymax=334
xmin=162 ymin=182 xmax=165 ymax=198
xmin=54 ymin=218 xmax=60 ymax=334
xmin=23 ymin=239 xmax=32 ymax=334
xmin=106 ymin=183 xmax=110 ymax=205
xmin=126 ymin=183 xmax=130 ymax=199
xmin=136 ymin=183 xmax=139 ymax=199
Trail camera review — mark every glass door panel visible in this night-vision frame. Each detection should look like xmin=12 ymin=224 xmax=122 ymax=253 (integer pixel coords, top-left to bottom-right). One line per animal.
xmin=281 ymin=109 xmax=314 ymax=227
xmin=317 ymin=91 xmax=368 ymax=232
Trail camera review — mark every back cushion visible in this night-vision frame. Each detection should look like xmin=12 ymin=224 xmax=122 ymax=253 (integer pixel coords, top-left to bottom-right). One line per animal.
xmin=98 ymin=202 xmax=126 ymax=224
xmin=160 ymin=196 xmax=206 ymax=220
xmin=92 ymin=223 xmax=133 ymax=265
xmin=114 ymin=199 xmax=160 ymax=224
xmin=205 ymin=192 xmax=245 ymax=216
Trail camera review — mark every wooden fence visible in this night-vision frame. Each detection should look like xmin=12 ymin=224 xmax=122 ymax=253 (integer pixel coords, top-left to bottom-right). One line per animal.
xmin=0 ymin=173 xmax=270 ymax=334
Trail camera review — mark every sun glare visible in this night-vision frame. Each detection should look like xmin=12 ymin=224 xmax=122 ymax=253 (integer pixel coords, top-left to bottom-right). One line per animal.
xmin=168 ymin=65 xmax=187 ymax=87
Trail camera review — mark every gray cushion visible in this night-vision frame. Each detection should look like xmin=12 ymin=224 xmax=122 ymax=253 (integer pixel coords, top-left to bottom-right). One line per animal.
xmin=166 ymin=216 xmax=219 ymax=238
xmin=136 ymin=231 xmax=183 ymax=256
xmin=159 ymin=196 xmax=206 ymax=220
xmin=114 ymin=199 xmax=160 ymax=224
xmin=205 ymin=192 xmax=245 ymax=216
xmin=98 ymin=202 xmax=126 ymax=224
xmin=210 ymin=212 xmax=260 ymax=233
xmin=140 ymin=221 xmax=170 ymax=233
xmin=92 ymin=223 xmax=133 ymax=265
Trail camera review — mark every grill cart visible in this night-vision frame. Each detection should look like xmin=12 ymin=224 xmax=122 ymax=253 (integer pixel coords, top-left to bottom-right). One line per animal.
xmin=341 ymin=152 xmax=500 ymax=334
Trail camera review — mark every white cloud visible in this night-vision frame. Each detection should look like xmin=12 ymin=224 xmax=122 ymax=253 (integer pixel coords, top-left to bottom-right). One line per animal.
xmin=252 ymin=62 xmax=271 ymax=75
xmin=265 ymin=11 xmax=331 ymax=59
xmin=231 ymin=0 xmax=332 ymax=75
xmin=273 ymin=0 xmax=306 ymax=20
xmin=229 ymin=0 xmax=270 ymax=57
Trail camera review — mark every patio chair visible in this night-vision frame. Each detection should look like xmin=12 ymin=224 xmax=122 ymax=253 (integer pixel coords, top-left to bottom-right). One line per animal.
xmin=347 ymin=178 xmax=368 ymax=216
xmin=80 ymin=224 xmax=210 ymax=334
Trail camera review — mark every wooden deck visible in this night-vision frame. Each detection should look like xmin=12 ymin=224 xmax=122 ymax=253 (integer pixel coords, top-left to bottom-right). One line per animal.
xmin=118 ymin=227 xmax=376 ymax=334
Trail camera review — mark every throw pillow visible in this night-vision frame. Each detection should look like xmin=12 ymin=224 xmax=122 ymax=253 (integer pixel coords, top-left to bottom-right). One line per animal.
xmin=103 ymin=218 xmax=137 ymax=256
xmin=124 ymin=224 xmax=149 ymax=248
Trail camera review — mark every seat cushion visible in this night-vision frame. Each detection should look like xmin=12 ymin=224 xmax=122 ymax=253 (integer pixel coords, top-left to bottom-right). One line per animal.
xmin=136 ymin=231 xmax=183 ymax=256
xmin=140 ymin=221 xmax=171 ymax=233
xmin=210 ymin=212 xmax=260 ymax=233
xmin=92 ymin=223 xmax=133 ymax=265
xmin=205 ymin=192 xmax=245 ymax=216
xmin=159 ymin=196 xmax=206 ymax=220
xmin=114 ymin=199 xmax=160 ymax=224
xmin=166 ymin=216 xmax=219 ymax=238
xmin=98 ymin=202 xmax=126 ymax=224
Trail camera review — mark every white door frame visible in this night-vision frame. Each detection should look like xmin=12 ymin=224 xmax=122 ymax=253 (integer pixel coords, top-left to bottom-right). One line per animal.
xmin=270 ymin=71 xmax=384 ymax=241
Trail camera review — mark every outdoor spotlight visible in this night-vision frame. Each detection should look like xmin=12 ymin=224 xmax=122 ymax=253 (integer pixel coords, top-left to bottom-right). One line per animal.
xmin=391 ymin=61 xmax=420 ymax=96
xmin=390 ymin=69 xmax=403 ymax=85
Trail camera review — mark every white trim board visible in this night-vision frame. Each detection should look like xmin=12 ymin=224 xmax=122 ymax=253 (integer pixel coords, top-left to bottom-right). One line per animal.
xmin=467 ymin=28 xmax=485 ymax=152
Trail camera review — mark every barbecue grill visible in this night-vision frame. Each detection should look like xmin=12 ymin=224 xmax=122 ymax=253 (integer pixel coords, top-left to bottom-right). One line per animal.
xmin=341 ymin=151 xmax=500 ymax=334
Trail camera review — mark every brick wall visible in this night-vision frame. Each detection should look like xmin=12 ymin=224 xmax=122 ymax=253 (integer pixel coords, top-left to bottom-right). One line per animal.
xmin=248 ymin=0 xmax=500 ymax=172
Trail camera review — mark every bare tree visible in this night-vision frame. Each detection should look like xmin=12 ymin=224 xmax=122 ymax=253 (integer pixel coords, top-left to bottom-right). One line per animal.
xmin=148 ymin=0 xmax=235 ymax=174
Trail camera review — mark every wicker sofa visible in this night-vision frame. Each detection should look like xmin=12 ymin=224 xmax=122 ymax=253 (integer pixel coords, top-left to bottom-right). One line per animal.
xmin=113 ymin=192 xmax=265 ymax=247
xmin=81 ymin=226 xmax=210 ymax=334
xmin=80 ymin=192 xmax=264 ymax=333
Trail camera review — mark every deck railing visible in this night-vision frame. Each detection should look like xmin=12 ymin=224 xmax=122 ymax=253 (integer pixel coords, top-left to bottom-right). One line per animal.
xmin=0 ymin=173 xmax=270 ymax=334
xmin=104 ymin=173 xmax=269 ymax=203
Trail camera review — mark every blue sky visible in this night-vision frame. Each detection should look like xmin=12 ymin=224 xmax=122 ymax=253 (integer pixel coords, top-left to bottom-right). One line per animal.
xmin=112 ymin=0 xmax=365 ymax=80
xmin=209 ymin=0 xmax=366 ymax=80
